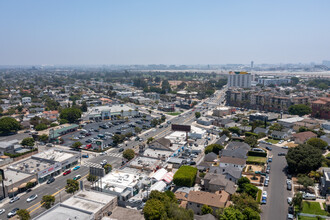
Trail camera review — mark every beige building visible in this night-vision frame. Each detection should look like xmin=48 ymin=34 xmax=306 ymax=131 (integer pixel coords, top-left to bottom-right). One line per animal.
xmin=186 ymin=191 xmax=230 ymax=215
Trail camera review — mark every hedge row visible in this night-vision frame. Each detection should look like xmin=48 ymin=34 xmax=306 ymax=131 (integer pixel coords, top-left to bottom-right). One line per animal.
xmin=173 ymin=165 xmax=197 ymax=187
xmin=4 ymin=148 xmax=38 ymax=158
xmin=246 ymin=161 xmax=265 ymax=165
xmin=247 ymin=151 xmax=267 ymax=157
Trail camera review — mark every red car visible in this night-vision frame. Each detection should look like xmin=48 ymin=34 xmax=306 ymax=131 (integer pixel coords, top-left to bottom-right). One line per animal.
xmin=63 ymin=170 xmax=71 ymax=176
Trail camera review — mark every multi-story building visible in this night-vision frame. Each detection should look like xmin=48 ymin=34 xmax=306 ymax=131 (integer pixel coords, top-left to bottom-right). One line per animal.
xmin=311 ymin=96 xmax=330 ymax=120
xmin=227 ymin=71 xmax=251 ymax=88
xmin=226 ymin=89 xmax=310 ymax=113
xmin=257 ymin=77 xmax=291 ymax=86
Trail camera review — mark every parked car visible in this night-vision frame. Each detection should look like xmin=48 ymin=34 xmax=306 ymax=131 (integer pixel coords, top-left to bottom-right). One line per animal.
xmin=9 ymin=196 xmax=20 ymax=203
xmin=303 ymin=193 xmax=316 ymax=200
xmin=26 ymin=188 xmax=32 ymax=193
xmin=47 ymin=177 xmax=55 ymax=184
xmin=266 ymin=146 xmax=272 ymax=151
xmin=0 ymin=209 xmax=5 ymax=215
xmin=73 ymin=175 xmax=81 ymax=181
xmin=63 ymin=170 xmax=71 ymax=176
xmin=7 ymin=208 xmax=19 ymax=218
xmin=119 ymin=148 xmax=124 ymax=152
xmin=287 ymin=183 xmax=292 ymax=190
xmin=73 ymin=166 xmax=80 ymax=171
xmin=287 ymin=197 xmax=292 ymax=204
xmin=27 ymin=194 xmax=38 ymax=202
xmin=261 ymin=197 xmax=267 ymax=204
xmin=264 ymin=180 xmax=269 ymax=187
xmin=278 ymin=152 xmax=286 ymax=156
xmin=282 ymin=146 xmax=289 ymax=149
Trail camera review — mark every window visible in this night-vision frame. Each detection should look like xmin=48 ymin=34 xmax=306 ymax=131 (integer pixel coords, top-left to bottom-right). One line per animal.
xmin=197 ymin=204 xmax=200 ymax=208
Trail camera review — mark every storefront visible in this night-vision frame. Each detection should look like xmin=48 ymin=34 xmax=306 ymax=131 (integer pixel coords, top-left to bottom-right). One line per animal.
xmin=38 ymin=162 xmax=62 ymax=183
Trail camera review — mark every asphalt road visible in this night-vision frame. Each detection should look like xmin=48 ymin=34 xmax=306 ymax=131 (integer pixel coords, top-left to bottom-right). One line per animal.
xmin=261 ymin=145 xmax=291 ymax=220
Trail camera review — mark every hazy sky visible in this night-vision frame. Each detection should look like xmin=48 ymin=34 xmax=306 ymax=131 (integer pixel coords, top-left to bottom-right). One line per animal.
xmin=0 ymin=0 xmax=330 ymax=65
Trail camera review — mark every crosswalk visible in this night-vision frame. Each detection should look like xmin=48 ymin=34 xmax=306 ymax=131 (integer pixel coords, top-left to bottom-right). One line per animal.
xmin=107 ymin=152 xmax=122 ymax=158
xmin=82 ymin=161 xmax=100 ymax=167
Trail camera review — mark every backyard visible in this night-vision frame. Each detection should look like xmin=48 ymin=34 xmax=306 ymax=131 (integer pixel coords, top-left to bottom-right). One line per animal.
xmin=297 ymin=201 xmax=328 ymax=216
xmin=247 ymin=156 xmax=267 ymax=164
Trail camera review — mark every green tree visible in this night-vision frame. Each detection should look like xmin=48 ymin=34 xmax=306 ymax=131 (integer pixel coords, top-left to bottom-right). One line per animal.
xmin=65 ymin=179 xmax=79 ymax=194
xmin=80 ymin=101 xmax=88 ymax=112
xmin=87 ymin=174 xmax=97 ymax=182
xmin=288 ymin=104 xmax=312 ymax=116
xmin=220 ymin=207 xmax=244 ymax=220
xmin=147 ymin=137 xmax=154 ymax=144
xmin=237 ymin=177 xmax=250 ymax=188
xmin=231 ymin=193 xmax=261 ymax=214
xmin=293 ymin=192 xmax=303 ymax=212
xmin=204 ymin=144 xmax=223 ymax=154
xmin=143 ymin=199 xmax=166 ymax=220
xmin=244 ymin=136 xmax=258 ymax=147
xmin=134 ymin=126 xmax=142 ymax=133
xmin=104 ymin=163 xmax=112 ymax=174
xmin=71 ymin=141 xmax=82 ymax=149
xmin=0 ymin=117 xmax=21 ymax=135
xmin=286 ymin=144 xmax=323 ymax=174
xmin=242 ymin=207 xmax=260 ymax=220
xmin=228 ymin=126 xmax=240 ymax=134
xmin=60 ymin=107 xmax=82 ymax=123
xmin=161 ymin=115 xmax=166 ymax=122
xmin=21 ymin=137 xmax=35 ymax=147
xmin=241 ymin=183 xmax=259 ymax=199
xmin=308 ymin=171 xmax=323 ymax=183
xmin=59 ymin=119 xmax=69 ymax=124
xmin=195 ymin=112 xmax=201 ymax=118
xmin=26 ymin=182 xmax=34 ymax=189
xmin=291 ymin=77 xmax=300 ymax=86
xmin=17 ymin=209 xmax=30 ymax=220
xmin=123 ymin=149 xmax=135 ymax=161
xmin=38 ymin=134 xmax=49 ymax=143
xmin=297 ymin=175 xmax=314 ymax=191
xmin=151 ymin=118 xmax=159 ymax=127
xmin=35 ymin=123 xmax=48 ymax=131
xmin=173 ymin=166 xmax=197 ymax=187
xmin=220 ymin=129 xmax=231 ymax=138
xmin=112 ymin=134 xmax=122 ymax=144
xmin=41 ymin=195 xmax=55 ymax=209
xmin=201 ymin=204 xmax=213 ymax=215
xmin=269 ymin=123 xmax=283 ymax=131
xmin=307 ymin=138 xmax=328 ymax=150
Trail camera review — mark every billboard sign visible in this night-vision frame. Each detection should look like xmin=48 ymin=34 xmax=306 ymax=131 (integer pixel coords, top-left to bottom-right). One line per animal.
xmin=171 ymin=124 xmax=191 ymax=132
xmin=89 ymin=164 xmax=105 ymax=177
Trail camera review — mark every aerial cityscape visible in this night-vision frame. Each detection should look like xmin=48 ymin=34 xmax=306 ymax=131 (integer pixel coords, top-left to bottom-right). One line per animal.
xmin=0 ymin=1 xmax=330 ymax=220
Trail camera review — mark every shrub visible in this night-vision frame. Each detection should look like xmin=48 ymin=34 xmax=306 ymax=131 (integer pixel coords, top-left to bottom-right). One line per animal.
xmin=248 ymin=151 xmax=267 ymax=157
xmin=173 ymin=166 xmax=197 ymax=187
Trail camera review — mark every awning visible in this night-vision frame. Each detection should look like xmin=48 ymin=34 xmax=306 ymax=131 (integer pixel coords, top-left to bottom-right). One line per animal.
xmin=30 ymin=178 xmax=37 ymax=183
xmin=162 ymin=172 xmax=174 ymax=183
xmin=18 ymin=183 xmax=27 ymax=189
xmin=8 ymin=187 xmax=18 ymax=193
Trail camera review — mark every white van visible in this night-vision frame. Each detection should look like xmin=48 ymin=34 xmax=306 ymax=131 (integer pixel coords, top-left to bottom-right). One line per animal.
xmin=303 ymin=193 xmax=316 ymax=200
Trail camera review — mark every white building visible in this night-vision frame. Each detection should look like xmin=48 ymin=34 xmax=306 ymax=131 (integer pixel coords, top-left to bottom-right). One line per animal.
xmin=22 ymin=97 xmax=32 ymax=105
xmin=258 ymin=77 xmax=291 ymax=86
xmin=227 ymin=71 xmax=251 ymax=88
xmin=88 ymin=104 xmax=138 ymax=120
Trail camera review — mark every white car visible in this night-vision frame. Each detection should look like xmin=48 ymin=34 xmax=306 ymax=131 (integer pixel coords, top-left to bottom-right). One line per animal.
xmin=0 ymin=209 xmax=5 ymax=215
xmin=9 ymin=196 xmax=20 ymax=203
xmin=27 ymin=194 xmax=38 ymax=202
xmin=262 ymin=191 xmax=268 ymax=198
xmin=282 ymin=146 xmax=289 ymax=149
xmin=287 ymin=197 xmax=292 ymax=204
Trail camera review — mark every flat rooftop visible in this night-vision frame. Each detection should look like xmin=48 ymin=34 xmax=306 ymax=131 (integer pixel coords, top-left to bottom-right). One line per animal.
xmin=3 ymin=169 xmax=33 ymax=186
xmin=33 ymin=204 xmax=93 ymax=220
xmin=98 ymin=170 xmax=141 ymax=193
xmin=103 ymin=207 xmax=144 ymax=220
xmin=62 ymin=190 xmax=116 ymax=214
xmin=9 ymin=158 xmax=53 ymax=174
xmin=33 ymin=148 xmax=77 ymax=162
xmin=143 ymin=148 xmax=173 ymax=159
xmin=129 ymin=156 xmax=162 ymax=171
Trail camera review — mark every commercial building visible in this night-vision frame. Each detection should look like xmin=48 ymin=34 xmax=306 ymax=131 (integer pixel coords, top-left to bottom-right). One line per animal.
xmin=0 ymin=139 xmax=19 ymax=155
xmin=8 ymin=148 xmax=80 ymax=183
xmin=88 ymin=104 xmax=138 ymax=120
xmin=257 ymin=77 xmax=291 ymax=86
xmin=278 ymin=117 xmax=304 ymax=128
xmin=227 ymin=71 xmax=251 ymax=88
xmin=49 ymin=124 xmax=79 ymax=140
xmin=93 ymin=170 xmax=145 ymax=201
xmin=212 ymin=107 xmax=235 ymax=117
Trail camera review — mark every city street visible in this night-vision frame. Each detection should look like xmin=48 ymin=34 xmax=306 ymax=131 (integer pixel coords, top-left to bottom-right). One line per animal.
xmin=261 ymin=146 xmax=290 ymax=220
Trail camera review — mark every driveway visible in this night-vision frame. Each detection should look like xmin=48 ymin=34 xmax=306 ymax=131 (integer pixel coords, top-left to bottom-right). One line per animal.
xmin=261 ymin=145 xmax=291 ymax=220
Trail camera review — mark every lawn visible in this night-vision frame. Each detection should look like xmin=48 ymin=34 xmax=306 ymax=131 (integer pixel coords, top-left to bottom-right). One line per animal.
xmin=299 ymin=216 xmax=325 ymax=220
xmin=247 ymin=156 xmax=267 ymax=163
xmin=265 ymin=138 xmax=280 ymax=144
xmin=166 ymin=112 xmax=181 ymax=116
xmin=300 ymin=201 xmax=328 ymax=216
xmin=256 ymin=189 xmax=262 ymax=203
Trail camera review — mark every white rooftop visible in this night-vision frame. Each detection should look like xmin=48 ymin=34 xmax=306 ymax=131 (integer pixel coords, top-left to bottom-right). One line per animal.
xmin=33 ymin=148 xmax=77 ymax=162
xmin=3 ymin=169 xmax=33 ymax=186
xmin=62 ymin=190 xmax=116 ymax=214
xmin=98 ymin=170 xmax=140 ymax=193
xmin=278 ymin=117 xmax=304 ymax=123
xmin=33 ymin=204 xmax=93 ymax=220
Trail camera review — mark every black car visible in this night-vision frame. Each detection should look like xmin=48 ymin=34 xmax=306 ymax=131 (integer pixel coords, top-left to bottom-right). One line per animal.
xmin=278 ymin=152 xmax=286 ymax=156
xmin=119 ymin=148 xmax=124 ymax=152
xmin=287 ymin=183 xmax=292 ymax=190
xmin=288 ymin=206 xmax=294 ymax=214
xmin=47 ymin=177 xmax=55 ymax=184
xmin=266 ymin=146 xmax=272 ymax=151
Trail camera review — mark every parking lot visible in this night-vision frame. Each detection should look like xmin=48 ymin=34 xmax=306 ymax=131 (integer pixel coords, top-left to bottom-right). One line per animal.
xmin=60 ymin=115 xmax=153 ymax=150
